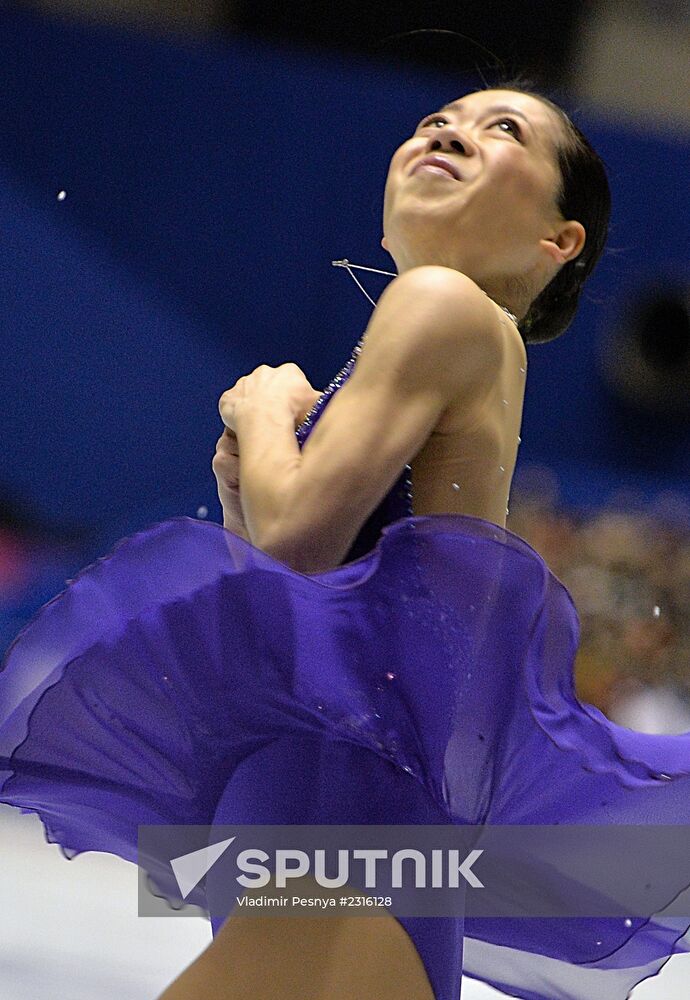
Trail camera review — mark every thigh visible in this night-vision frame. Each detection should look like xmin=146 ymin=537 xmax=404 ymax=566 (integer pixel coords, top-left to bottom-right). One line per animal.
xmin=157 ymin=886 xmax=435 ymax=1000
xmin=159 ymin=735 xmax=449 ymax=998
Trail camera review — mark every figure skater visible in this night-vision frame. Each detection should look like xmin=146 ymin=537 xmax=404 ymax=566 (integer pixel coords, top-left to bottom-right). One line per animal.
xmin=2 ymin=79 xmax=690 ymax=1000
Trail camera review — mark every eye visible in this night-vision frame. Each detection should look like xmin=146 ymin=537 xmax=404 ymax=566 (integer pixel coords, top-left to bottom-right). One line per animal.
xmin=417 ymin=114 xmax=448 ymax=130
xmin=417 ymin=113 xmax=523 ymax=141
xmin=493 ymin=118 xmax=522 ymax=140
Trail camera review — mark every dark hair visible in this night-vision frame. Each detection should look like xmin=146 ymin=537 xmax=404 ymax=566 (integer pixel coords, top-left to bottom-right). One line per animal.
xmin=476 ymin=76 xmax=612 ymax=345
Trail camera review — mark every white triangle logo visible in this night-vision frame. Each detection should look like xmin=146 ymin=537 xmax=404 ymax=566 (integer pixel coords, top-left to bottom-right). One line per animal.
xmin=170 ymin=837 xmax=236 ymax=899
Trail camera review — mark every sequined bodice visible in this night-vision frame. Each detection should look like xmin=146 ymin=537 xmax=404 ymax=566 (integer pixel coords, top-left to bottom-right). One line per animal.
xmin=294 ymin=338 xmax=413 ymax=565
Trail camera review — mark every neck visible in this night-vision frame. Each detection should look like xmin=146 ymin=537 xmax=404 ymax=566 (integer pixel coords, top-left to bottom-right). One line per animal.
xmin=482 ymin=272 xmax=534 ymax=324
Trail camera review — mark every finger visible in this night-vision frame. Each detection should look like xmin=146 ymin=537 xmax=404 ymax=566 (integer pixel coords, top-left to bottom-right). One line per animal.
xmin=212 ymin=454 xmax=240 ymax=487
xmin=212 ymin=445 xmax=240 ymax=470
xmin=215 ymin=429 xmax=240 ymax=456
xmin=218 ymin=388 xmax=241 ymax=428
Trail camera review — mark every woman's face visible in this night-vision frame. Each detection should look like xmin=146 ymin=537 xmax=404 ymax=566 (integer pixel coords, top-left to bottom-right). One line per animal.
xmin=382 ymin=89 xmax=581 ymax=301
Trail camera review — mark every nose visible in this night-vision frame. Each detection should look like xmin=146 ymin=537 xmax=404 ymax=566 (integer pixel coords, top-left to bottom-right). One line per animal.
xmin=427 ymin=123 xmax=474 ymax=157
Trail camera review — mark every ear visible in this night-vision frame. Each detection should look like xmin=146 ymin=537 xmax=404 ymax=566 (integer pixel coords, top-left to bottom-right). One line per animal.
xmin=381 ymin=235 xmax=389 ymax=251
xmin=540 ymin=220 xmax=586 ymax=266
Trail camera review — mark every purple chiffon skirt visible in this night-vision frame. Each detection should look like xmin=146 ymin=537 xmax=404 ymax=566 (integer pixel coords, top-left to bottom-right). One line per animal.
xmin=1 ymin=513 xmax=690 ymax=999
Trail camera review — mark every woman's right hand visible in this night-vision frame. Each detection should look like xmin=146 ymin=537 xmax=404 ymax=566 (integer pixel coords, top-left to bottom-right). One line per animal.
xmin=212 ymin=429 xmax=251 ymax=541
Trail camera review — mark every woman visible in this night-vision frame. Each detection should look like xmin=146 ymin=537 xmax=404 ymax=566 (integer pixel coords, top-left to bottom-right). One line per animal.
xmin=2 ymin=81 xmax=690 ymax=1000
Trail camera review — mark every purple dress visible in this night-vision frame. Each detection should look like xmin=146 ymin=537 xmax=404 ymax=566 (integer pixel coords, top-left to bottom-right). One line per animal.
xmin=2 ymin=337 xmax=690 ymax=999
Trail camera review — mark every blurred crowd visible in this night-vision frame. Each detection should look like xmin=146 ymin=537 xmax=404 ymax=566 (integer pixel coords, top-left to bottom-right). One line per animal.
xmin=2 ymin=478 xmax=690 ymax=734
xmin=509 ymin=476 xmax=690 ymax=734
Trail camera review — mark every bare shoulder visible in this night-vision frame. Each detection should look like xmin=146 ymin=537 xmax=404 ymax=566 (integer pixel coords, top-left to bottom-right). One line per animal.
xmin=381 ymin=264 xmax=502 ymax=326
xmin=359 ymin=265 xmax=520 ymax=418
xmin=379 ymin=265 xmax=512 ymax=362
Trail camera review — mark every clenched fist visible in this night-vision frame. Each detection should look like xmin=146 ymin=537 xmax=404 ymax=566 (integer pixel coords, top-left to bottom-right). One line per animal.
xmin=218 ymin=363 xmax=322 ymax=433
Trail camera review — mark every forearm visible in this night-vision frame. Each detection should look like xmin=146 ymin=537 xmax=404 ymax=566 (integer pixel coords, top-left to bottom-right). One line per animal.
xmin=233 ymin=399 xmax=302 ymax=551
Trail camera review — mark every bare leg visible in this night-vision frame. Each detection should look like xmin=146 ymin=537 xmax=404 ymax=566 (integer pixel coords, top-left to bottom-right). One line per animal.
xmin=156 ymin=880 xmax=434 ymax=1000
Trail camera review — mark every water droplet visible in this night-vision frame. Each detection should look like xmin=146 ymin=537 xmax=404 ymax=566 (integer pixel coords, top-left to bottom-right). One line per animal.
xmin=385 ymin=672 xmax=396 ymax=681
xmin=506 ymin=507 xmax=510 ymax=516
xmin=162 ymin=675 xmax=169 ymax=682
xmin=519 ymin=366 xmax=526 ymax=373
xmin=317 ymin=703 xmax=324 ymax=710
xmin=624 ymin=918 xmax=632 ymax=928
xmin=451 ymin=482 xmax=460 ymax=491
xmin=499 ymin=465 xmax=505 ymax=472
xmin=57 ymin=190 xmax=67 ymax=201
xmin=653 ymin=605 xmax=660 ymax=618
xmin=374 ymin=712 xmax=381 ymax=719
xmin=517 ymin=435 xmax=522 ymax=443
xmin=657 ymin=773 xmax=672 ymax=780
xmin=502 ymin=399 xmax=509 ymax=406
xmin=596 ymin=940 xmax=602 ymax=946
xmin=196 ymin=505 xmax=208 ymax=518
xmin=402 ymin=765 xmax=413 ymax=774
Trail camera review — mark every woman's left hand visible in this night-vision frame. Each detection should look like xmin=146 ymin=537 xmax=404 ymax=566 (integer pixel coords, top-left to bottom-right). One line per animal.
xmin=218 ymin=363 xmax=322 ymax=433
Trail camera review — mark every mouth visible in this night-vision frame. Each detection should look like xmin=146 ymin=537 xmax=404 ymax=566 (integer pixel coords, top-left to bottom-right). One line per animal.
xmin=411 ymin=155 xmax=462 ymax=181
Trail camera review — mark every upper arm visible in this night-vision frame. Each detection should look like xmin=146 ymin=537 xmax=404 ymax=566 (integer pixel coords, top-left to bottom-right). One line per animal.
xmin=266 ymin=266 xmax=506 ymax=568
